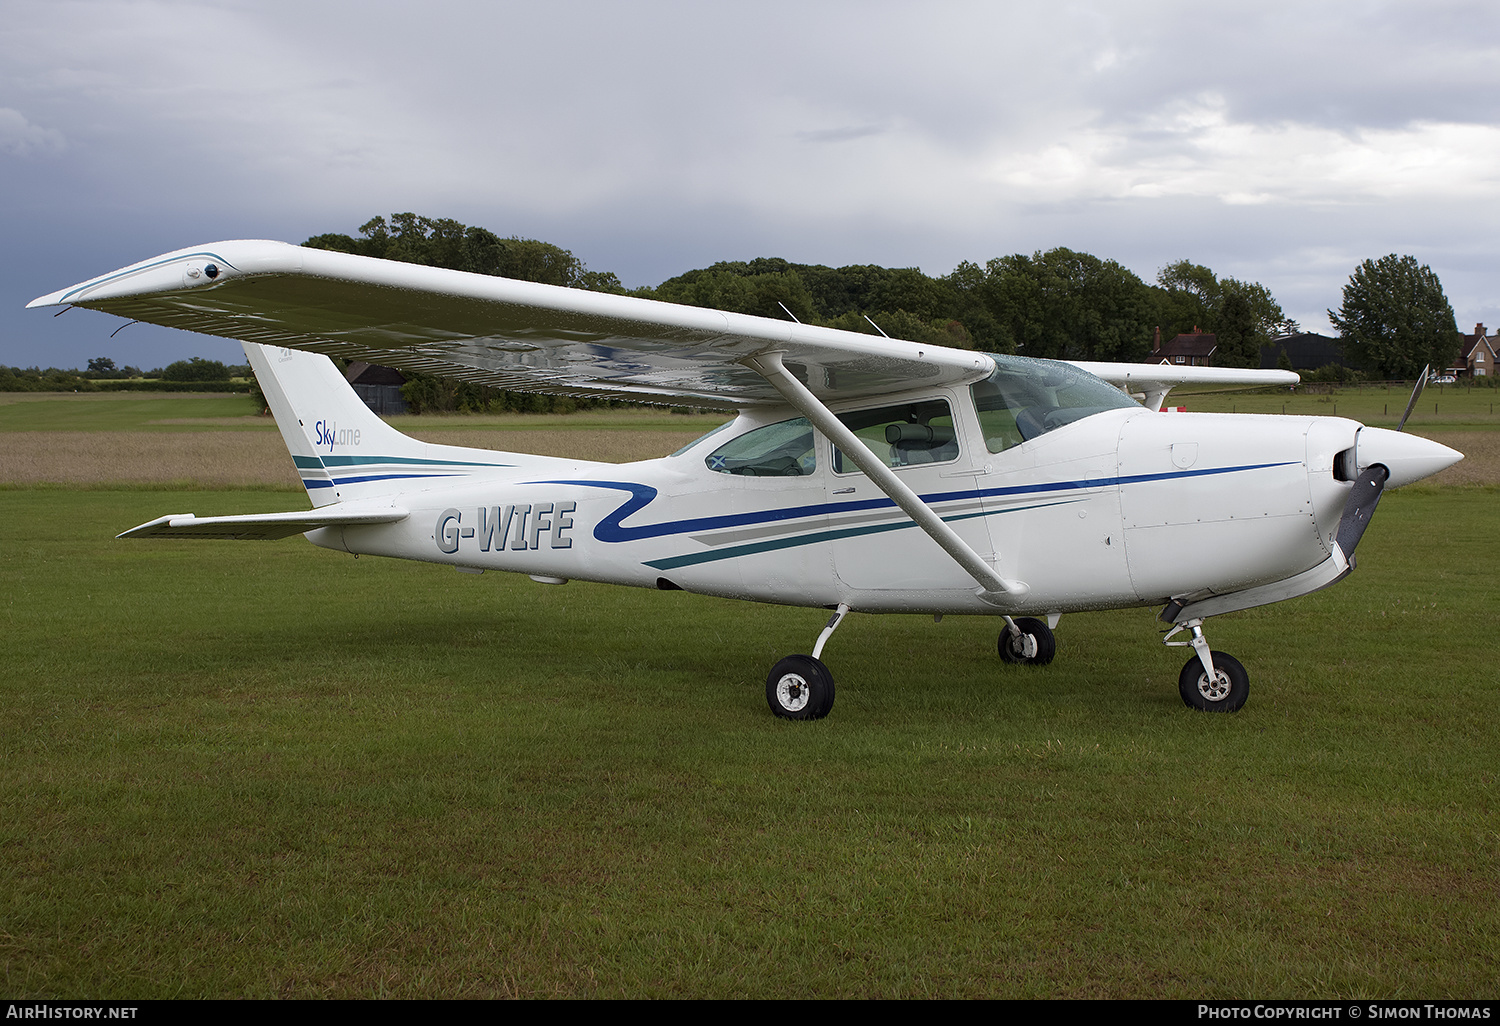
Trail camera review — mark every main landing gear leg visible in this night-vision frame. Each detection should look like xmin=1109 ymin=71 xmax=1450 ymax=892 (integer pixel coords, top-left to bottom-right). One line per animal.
xmin=766 ymin=604 xmax=849 ymax=721
xmin=1163 ymin=618 xmax=1249 ymax=712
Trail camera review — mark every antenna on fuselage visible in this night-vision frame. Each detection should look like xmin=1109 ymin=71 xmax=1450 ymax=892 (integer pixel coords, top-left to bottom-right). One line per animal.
xmin=863 ymin=314 xmax=891 ymax=338
xmin=776 ymin=302 xmax=801 ymax=324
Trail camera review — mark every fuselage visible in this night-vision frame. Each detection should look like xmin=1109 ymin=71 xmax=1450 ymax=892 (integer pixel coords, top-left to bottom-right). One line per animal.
xmin=308 ymin=381 xmax=1432 ymax=618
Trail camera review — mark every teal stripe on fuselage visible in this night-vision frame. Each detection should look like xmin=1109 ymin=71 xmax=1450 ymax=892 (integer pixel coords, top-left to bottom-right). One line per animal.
xmin=292 ymin=454 xmax=512 ymax=469
xmin=642 ymin=499 xmax=1078 ymax=570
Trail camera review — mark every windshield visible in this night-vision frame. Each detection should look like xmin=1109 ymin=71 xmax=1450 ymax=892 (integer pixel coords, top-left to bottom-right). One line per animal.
xmin=971 ymin=354 xmax=1139 ymax=453
xmin=669 ymin=418 xmax=736 ymax=458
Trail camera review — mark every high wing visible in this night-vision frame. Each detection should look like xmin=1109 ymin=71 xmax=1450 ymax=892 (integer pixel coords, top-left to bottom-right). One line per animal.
xmin=28 ymin=240 xmax=1296 ymax=410
xmin=28 ymin=240 xmax=993 ymax=410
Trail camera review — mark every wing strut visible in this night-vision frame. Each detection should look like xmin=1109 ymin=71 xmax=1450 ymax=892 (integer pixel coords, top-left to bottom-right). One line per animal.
xmin=741 ymin=350 xmax=1029 ymax=601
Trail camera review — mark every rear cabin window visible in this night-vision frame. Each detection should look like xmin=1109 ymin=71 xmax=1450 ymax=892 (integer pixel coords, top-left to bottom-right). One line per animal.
xmin=832 ymin=398 xmax=958 ymax=473
xmin=704 ymin=417 xmax=816 ymax=476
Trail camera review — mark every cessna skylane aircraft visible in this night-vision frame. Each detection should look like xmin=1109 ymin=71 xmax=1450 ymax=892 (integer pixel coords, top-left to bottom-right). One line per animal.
xmin=31 ymin=241 xmax=1463 ymax=719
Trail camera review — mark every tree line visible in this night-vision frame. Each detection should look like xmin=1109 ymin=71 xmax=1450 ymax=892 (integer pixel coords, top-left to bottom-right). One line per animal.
xmin=308 ymin=212 xmax=1465 ymax=383
xmin=22 ymin=213 xmax=1460 ymax=400
xmin=0 ymin=357 xmax=252 ymax=393
xmin=306 ymin=214 xmax=1300 ymax=370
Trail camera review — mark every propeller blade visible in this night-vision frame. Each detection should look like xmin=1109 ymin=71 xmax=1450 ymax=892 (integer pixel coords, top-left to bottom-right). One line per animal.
xmin=1335 ymin=464 xmax=1389 ymax=561
xmin=1396 ymin=365 xmax=1430 ymax=433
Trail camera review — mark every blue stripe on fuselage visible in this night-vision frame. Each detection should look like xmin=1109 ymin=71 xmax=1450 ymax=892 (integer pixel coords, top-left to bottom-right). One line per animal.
xmin=538 ymin=461 xmax=1298 ymax=545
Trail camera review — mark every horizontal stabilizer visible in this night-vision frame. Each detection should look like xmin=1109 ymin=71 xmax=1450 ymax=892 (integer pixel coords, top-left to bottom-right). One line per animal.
xmin=119 ymin=507 xmax=409 ymax=540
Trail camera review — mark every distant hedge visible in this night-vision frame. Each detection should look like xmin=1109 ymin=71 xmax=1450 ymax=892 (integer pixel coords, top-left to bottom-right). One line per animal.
xmin=94 ymin=380 xmax=252 ymax=393
xmin=0 ymin=373 xmax=251 ymax=393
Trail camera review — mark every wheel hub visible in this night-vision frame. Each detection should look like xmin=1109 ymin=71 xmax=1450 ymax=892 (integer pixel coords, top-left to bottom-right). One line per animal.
xmin=776 ymin=673 xmax=810 ymax=712
xmin=1197 ymin=671 xmax=1231 ymax=702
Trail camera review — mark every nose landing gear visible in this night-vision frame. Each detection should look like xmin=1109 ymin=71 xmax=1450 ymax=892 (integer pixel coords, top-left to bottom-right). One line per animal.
xmin=1164 ymin=618 xmax=1249 ymax=712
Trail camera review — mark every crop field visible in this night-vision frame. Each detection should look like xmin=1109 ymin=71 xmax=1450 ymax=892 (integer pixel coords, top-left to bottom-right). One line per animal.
xmin=1 ymin=391 xmax=1496 ymax=998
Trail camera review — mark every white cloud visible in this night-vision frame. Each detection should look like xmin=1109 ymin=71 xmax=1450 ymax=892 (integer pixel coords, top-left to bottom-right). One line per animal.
xmin=986 ymin=94 xmax=1500 ymax=208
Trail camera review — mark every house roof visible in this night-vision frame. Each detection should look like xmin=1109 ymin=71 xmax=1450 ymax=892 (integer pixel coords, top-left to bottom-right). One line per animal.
xmin=345 ymin=361 xmax=407 ymax=386
xmin=1455 ymin=323 xmax=1495 ymax=369
xmin=1155 ymin=329 xmax=1217 ymax=359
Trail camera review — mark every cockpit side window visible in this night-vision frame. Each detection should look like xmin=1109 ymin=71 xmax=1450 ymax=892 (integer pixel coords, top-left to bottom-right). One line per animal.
xmin=971 ymin=355 xmax=1139 ymax=453
xmin=831 ymin=398 xmax=958 ymax=473
xmin=704 ymin=417 xmax=816 ymax=476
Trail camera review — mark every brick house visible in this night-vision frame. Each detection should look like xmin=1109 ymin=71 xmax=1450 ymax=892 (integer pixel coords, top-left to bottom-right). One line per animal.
xmin=1151 ymin=326 xmax=1217 ymax=366
xmin=1450 ymin=323 xmax=1497 ymax=379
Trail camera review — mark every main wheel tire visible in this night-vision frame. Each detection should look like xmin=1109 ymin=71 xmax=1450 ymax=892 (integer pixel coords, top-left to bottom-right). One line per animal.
xmin=1178 ymin=651 xmax=1249 ymax=712
xmin=766 ymin=655 xmax=835 ymax=720
xmin=998 ymin=617 xmax=1056 ymax=665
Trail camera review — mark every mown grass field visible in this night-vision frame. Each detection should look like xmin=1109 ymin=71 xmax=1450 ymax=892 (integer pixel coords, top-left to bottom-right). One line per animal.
xmin=1 ymin=391 xmax=1496 ymax=998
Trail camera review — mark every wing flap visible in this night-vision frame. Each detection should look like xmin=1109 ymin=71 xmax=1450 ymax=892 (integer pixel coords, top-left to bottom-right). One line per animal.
xmin=119 ymin=506 xmax=409 ymax=540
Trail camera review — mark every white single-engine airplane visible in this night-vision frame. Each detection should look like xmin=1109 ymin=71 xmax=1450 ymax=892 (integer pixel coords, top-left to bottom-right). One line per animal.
xmin=32 ymin=241 xmax=1463 ymax=719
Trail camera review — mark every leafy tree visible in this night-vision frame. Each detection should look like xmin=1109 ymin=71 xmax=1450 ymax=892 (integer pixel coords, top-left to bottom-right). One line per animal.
xmin=646 ymin=266 xmax=818 ymax=322
xmin=977 ymin=248 xmax=1157 ymax=361
xmin=305 ymin=214 xmax=623 ymax=292
xmin=647 ymin=258 xmax=958 ymax=332
xmin=1153 ymin=260 xmax=1295 ymax=367
xmin=1213 ymin=291 xmax=1260 ymax=368
xmin=1328 ymin=255 xmax=1461 ymax=379
xmin=160 ymin=357 xmax=232 ymax=381
xmin=87 ymin=357 xmax=116 ymax=374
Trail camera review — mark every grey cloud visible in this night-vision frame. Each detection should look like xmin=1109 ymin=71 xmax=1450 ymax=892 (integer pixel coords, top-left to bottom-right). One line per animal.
xmin=4 ymin=0 xmax=1498 ymax=368
xmin=797 ymin=125 xmax=887 ymax=144
xmin=0 ymin=108 xmax=65 ymax=156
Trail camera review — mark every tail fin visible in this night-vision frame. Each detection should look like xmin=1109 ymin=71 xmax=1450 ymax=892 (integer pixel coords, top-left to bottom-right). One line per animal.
xmin=244 ymin=342 xmax=524 ymax=506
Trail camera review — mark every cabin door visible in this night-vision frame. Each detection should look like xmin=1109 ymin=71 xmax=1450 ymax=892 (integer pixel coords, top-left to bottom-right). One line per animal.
xmin=822 ymin=393 xmax=995 ymax=592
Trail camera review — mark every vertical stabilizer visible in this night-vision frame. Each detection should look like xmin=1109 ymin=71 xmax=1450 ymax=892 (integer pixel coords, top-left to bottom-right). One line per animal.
xmin=243 ymin=342 xmax=522 ymax=506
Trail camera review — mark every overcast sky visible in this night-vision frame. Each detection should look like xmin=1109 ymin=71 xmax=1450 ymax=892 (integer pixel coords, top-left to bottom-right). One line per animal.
xmin=4 ymin=0 xmax=1499 ymax=369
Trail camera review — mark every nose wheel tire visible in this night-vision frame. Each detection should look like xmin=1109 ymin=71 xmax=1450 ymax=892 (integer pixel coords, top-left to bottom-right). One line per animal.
xmin=1178 ymin=651 xmax=1249 ymax=712
xmin=998 ymin=617 xmax=1056 ymax=665
xmin=766 ymin=655 xmax=835 ymax=720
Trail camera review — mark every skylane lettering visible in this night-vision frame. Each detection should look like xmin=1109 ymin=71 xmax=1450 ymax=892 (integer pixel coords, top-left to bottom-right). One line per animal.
xmin=314 ymin=419 xmax=360 ymax=452
xmin=436 ymin=503 xmax=576 ymax=555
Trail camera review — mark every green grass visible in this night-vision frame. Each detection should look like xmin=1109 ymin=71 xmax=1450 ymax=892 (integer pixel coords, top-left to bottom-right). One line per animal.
xmin=0 ymin=393 xmax=270 ymax=432
xmin=2 ymin=488 xmax=1496 ymax=998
